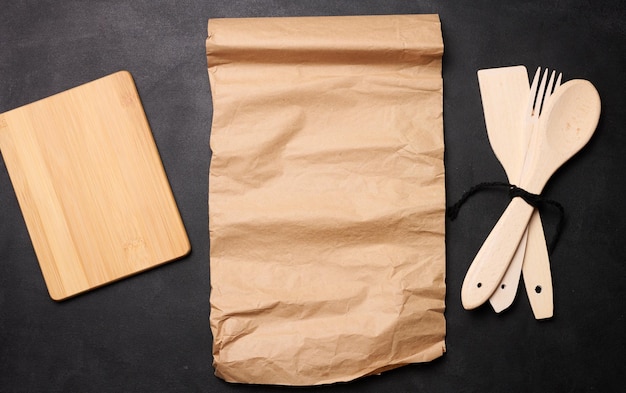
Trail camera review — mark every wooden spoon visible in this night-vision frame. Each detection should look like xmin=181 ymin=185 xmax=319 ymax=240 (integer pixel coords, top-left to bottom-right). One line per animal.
xmin=461 ymin=79 xmax=601 ymax=310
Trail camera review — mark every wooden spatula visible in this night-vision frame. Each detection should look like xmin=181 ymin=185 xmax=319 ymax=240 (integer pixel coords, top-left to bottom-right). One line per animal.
xmin=478 ymin=65 xmax=531 ymax=312
xmin=0 ymin=71 xmax=190 ymax=300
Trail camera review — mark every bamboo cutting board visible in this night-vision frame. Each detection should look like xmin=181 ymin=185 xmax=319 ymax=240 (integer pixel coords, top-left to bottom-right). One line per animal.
xmin=0 ymin=71 xmax=190 ymax=300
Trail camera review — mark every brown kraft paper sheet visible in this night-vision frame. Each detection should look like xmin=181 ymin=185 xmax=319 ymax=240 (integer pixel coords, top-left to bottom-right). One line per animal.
xmin=206 ymin=14 xmax=445 ymax=385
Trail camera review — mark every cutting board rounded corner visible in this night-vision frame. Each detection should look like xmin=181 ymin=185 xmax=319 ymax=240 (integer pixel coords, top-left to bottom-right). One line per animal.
xmin=46 ymin=286 xmax=68 ymax=302
xmin=173 ymin=236 xmax=192 ymax=261
xmin=112 ymin=70 xmax=137 ymax=87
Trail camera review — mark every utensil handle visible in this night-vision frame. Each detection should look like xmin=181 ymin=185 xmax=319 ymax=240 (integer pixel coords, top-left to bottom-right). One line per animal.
xmin=488 ymin=227 xmax=528 ymax=313
xmin=461 ymin=197 xmax=534 ymax=309
xmin=523 ymin=210 xmax=554 ymax=319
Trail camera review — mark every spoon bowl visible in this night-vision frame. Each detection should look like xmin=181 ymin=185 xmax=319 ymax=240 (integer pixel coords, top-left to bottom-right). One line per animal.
xmin=522 ymin=79 xmax=601 ymax=193
xmin=545 ymin=80 xmax=601 ymax=153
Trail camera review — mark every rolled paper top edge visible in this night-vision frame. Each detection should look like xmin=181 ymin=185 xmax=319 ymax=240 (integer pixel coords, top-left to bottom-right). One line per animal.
xmin=206 ymin=14 xmax=443 ymax=63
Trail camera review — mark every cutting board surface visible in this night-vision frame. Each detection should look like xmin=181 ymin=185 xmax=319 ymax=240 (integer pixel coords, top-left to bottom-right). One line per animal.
xmin=0 ymin=71 xmax=190 ymax=300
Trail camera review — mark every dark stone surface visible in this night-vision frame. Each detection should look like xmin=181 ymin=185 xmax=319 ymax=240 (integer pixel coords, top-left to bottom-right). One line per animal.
xmin=1 ymin=1 xmax=624 ymax=392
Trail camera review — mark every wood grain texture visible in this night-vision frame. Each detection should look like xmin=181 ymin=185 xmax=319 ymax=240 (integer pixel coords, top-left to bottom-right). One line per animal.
xmin=0 ymin=71 xmax=190 ymax=300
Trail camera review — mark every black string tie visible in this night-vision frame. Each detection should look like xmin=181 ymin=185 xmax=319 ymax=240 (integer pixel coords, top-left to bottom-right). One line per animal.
xmin=447 ymin=181 xmax=565 ymax=254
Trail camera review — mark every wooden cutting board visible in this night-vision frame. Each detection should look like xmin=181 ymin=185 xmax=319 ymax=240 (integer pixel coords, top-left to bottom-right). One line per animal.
xmin=0 ymin=71 xmax=190 ymax=300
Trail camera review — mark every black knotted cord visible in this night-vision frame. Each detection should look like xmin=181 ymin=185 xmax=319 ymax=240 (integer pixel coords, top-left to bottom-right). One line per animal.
xmin=448 ymin=181 xmax=564 ymax=253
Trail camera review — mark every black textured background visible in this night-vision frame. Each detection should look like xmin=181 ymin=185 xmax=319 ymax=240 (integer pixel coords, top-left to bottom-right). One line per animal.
xmin=1 ymin=1 xmax=625 ymax=392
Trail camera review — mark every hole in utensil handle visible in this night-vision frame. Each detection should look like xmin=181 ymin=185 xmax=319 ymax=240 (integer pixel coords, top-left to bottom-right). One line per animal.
xmin=461 ymin=198 xmax=535 ymax=310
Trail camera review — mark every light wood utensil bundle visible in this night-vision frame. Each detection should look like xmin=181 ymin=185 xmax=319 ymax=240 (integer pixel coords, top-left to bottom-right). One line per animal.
xmin=462 ymin=65 xmax=601 ymax=318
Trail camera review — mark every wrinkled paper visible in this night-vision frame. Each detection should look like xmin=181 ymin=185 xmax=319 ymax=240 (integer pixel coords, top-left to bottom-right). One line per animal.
xmin=206 ymin=14 xmax=445 ymax=385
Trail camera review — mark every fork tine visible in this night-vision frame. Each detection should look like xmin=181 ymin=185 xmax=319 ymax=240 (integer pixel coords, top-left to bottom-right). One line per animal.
xmin=526 ymin=67 xmax=541 ymax=118
xmin=554 ymin=73 xmax=563 ymax=91
xmin=539 ymin=70 xmax=557 ymax=114
xmin=546 ymin=70 xmax=556 ymax=96
xmin=533 ymin=69 xmax=550 ymax=119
